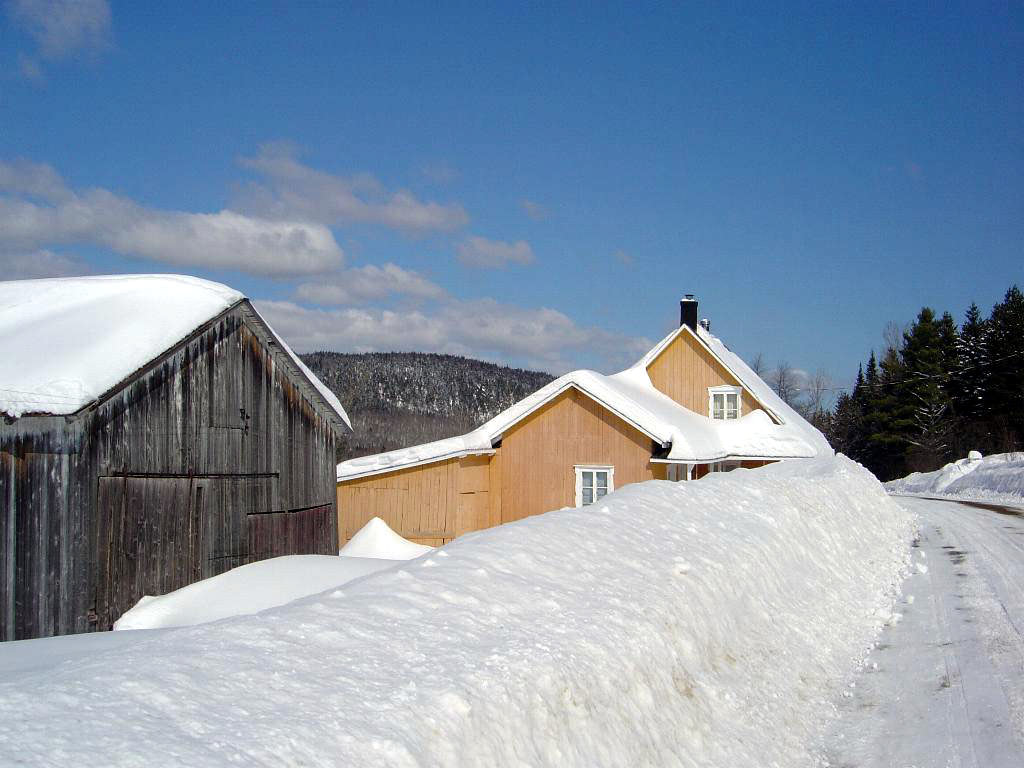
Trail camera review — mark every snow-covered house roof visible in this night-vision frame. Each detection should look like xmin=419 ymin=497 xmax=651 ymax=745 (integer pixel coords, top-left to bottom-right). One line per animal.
xmin=0 ymin=274 xmax=350 ymax=427
xmin=337 ymin=321 xmax=830 ymax=481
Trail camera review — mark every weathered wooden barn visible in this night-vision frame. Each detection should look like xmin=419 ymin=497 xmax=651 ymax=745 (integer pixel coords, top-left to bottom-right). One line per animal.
xmin=337 ymin=296 xmax=832 ymax=547
xmin=0 ymin=275 xmax=350 ymax=640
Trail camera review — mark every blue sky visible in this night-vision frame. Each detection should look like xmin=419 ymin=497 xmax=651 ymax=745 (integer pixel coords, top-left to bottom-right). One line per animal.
xmin=1 ymin=2 xmax=1021 ymax=387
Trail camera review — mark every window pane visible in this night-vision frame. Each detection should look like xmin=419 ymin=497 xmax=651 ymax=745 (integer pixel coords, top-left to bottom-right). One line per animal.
xmin=596 ymin=471 xmax=608 ymax=490
xmin=582 ymin=487 xmax=594 ymax=505
xmin=582 ymin=471 xmax=593 ymax=488
xmin=595 ymin=486 xmax=607 ymax=500
xmin=726 ymin=393 xmax=737 ymax=408
xmin=712 ymin=393 xmax=724 ymax=419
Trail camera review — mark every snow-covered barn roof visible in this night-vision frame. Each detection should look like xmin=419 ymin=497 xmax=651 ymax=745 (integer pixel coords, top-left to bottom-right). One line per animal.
xmin=337 ymin=322 xmax=831 ymax=481
xmin=0 ymin=274 xmax=350 ymax=427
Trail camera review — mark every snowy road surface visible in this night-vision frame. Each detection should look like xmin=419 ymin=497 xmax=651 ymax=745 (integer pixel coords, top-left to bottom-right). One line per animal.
xmin=827 ymin=496 xmax=1024 ymax=767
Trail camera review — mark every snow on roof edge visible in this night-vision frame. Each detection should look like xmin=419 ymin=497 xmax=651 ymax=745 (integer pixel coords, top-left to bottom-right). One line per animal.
xmin=0 ymin=274 xmax=350 ymax=430
xmin=245 ymin=303 xmax=351 ymax=430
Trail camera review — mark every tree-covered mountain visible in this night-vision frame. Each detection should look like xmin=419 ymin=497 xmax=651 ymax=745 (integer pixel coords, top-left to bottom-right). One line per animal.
xmin=300 ymin=351 xmax=555 ymax=462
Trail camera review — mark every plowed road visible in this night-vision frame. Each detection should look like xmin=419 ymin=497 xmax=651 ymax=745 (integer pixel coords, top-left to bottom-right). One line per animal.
xmin=827 ymin=496 xmax=1024 ymax=767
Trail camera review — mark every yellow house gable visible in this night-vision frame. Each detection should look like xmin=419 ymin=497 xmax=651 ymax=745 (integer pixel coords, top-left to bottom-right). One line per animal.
xmin=645 ymin=328 xmax=776 ymax=421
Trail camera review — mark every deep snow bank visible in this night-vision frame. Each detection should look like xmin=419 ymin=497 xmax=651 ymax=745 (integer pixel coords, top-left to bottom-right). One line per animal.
xmin=113 ymin=555 xmax=400 ymax=631
xmin=886 ymin=452 xmax=1024 ymax=506
xmin=0 ymin=456 xmax=914 ymax=767
xmin=116 ymin=518 xmax=424 ymax=630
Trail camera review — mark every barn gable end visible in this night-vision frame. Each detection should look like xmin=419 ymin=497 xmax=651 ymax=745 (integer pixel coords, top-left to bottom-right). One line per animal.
xmin=1 ymin=301 xmax=341 ymax=639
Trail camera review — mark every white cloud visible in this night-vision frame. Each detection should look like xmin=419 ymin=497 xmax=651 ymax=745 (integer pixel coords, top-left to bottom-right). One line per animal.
xmin=0 ymin=159 xmax=344 ymax=277
xmin=7 ymin=0 xmax=111 ymax=78
xmin=254 ymin=297 xmax=652 ymax=374
xmin=0 ymin=157 xmax=72 ymax=201
xmin=520 ymin=199 xmax=549 ymax=221
xmin=456 ymin=235 xmax=534 ymax=269
xmin=236 ymin=143 xmax=469 ymax=235
xmin=612 ymin=249 xmax=635 ymax=266
xmin=0 ymin=249 xmax=89 ymax=279
xmin=295 ymin=263 xmax=446 ymax=305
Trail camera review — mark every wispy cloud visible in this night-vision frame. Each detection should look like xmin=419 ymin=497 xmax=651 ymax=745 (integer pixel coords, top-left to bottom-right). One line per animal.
xmin=294 ymin=263 xmax=446 ymax=305
xmin=236 ymin=143 xmax=469 ymax=235
xmin=520 ymin=198 xmax=549 ymax=221
xmin=456 ymin=235 xmax=534 ymax=269
xmin=255 ymin=297 xmax=652 ymax=374
xmin=7 ymin=0 xmax=112 ymax=79
xmin=0 ymin=159 xmax=344 ymax=277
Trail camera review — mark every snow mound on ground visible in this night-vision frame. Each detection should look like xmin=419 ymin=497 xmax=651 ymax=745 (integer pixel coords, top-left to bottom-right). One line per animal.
xmin=113 ymin=555 xmax=399 ymax=631
xmin=886 ymin=452 xmax=1024 ymax=506
xmin=0 ymin=456 xmax=915 ymax=767
xmin=339 ymin=516 xmax=435 ymax=559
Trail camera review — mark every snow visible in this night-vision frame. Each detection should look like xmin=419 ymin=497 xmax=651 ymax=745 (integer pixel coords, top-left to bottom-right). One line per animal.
xmin=827 ymin=497 xmax=1024 ymax=766
xmin=116 ymin=518 xmax=424 ymax=630
xmin=0 ymin=274 xmax=349 ymax=427
xmin=249 ymin=303 xmax=351 ymax=429
xmin=113 ymin=555 xmax=399 ymax=631
xmin=338 ymin=324 xmax=830 ymax=480
xmin=339 ymin=516 xmax=435 ymax=559
xmin=0 ymin=274 xmax=241 ymax=417
xmin=0 ymin=456 xmax=914 ymax=766
xmin=886 ymin=452 xmax=1024 ymax=506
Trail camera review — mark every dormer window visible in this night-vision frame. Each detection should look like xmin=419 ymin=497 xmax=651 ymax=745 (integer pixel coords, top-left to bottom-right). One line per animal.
xmin=708 ymin=385 xmax=742 ymax=420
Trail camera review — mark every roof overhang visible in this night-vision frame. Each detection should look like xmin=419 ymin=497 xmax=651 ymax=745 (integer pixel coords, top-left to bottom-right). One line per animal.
xmin=337 ymin=448 xmax=496 ymax=483
xmin=488 ymin=379 xmax=669 ymax=447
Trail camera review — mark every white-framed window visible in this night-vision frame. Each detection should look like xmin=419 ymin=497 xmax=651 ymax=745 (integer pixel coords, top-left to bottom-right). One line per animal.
xmin=575 ymin=465 xmax=614 ymax=506
xmin=708 ymin=385 xmax=742 ymax=420
xmin=709 ymin=460 xmax=743 ymax=473
xmin=667 ymin=464 xmax=693 ymax=482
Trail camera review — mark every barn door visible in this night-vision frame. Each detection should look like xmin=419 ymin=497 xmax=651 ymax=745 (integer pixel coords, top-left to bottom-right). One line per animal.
xmin=95 ymin=477 xmax=203 ymax=629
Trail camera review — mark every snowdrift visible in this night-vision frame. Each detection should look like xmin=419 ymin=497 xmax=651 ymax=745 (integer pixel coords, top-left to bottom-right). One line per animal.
xmin=339 ymin=516 xmax=435 ymax=560
xmin=113 ymin=555 xmax=398 ymax=631
xmin=0 ymin=457 xmax=914 ymax=767
xmin=886 ymin=452 xmax=1024 ymax=507
xmin=116 ymin=518 xmax=426 ymax=630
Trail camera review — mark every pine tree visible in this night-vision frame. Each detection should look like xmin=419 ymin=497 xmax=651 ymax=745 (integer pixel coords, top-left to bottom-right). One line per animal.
xmin=828 ymin=365 xmax=866 ymax=460
xmin=900 ymin=308 xmax=953 ymax=468
xmin=952 ymin=302 xmax=990 ymax=453
xmin=986 ymin=285 xmax=1024 ymax=449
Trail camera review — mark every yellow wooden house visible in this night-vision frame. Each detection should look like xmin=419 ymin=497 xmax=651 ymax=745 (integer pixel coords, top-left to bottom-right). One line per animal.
xmin=336 ymin=296 xmax=831 ymax=547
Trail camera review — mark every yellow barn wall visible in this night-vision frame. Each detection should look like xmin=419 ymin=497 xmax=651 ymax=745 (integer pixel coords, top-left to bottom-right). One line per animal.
xmin=337 ymin=455 xmax=495 ymax=547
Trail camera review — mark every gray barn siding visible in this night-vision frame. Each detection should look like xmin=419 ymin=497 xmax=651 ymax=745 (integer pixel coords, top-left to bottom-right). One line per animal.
xmin=0 ymin=303 xmax=340 ymax=640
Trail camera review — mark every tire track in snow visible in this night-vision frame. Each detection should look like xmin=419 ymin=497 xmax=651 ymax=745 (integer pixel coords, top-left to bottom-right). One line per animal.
xmin=824 ymin=497 xmax=1024 ymax=767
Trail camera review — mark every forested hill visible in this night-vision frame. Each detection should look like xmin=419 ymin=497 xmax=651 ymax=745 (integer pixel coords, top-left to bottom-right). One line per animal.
xmin=300 ymin=351 xmax=555 ymax=462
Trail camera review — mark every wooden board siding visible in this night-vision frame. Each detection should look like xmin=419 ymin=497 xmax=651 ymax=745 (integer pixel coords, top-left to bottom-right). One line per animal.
xmin=646 ymin=330 xmax=771 ymax=419
xmin=0 ymin=303 xmax=339 ymax=640
xmin=496 ymin=387 xmax=660 ymax=524
xmin=337 ymin=459 xmax=461 ymax=547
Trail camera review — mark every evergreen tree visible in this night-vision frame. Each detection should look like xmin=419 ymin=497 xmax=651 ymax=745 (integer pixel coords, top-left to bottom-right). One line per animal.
xmin=828 ymin=364 xmax=865 ymax=460
xmin=830 ymin=283 xmax=1024 ymax=478
xmin=952 ymin=302 xmax=990 ymax=453
xmin=900 ymin=308 xmax=953 ymax=468
xmin=986 ymin=285 xmax=1024 ymax=449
